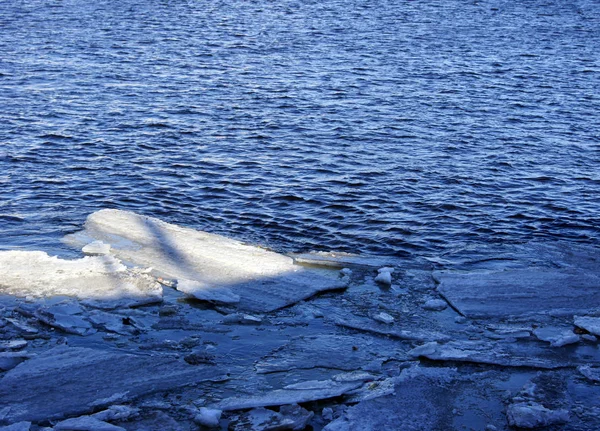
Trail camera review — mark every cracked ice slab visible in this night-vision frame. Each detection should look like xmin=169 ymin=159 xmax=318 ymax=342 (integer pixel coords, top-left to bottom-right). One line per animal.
xmin=0 ymin=346 xmax=223 ymax=424
xmin=434 ymin=268 xmax=600 ymax=319
xmin=408 ymin=340 xmax=600 ymax=369
xmin=66 ymin=209 xmax=346 ymax=312
xmin=0 ymin=251 xmax=162 ymax=307
xmin=255 ymin=335 xmax=407 ymax=374
xmin=215 ymin=380 xmax=363 ymax=411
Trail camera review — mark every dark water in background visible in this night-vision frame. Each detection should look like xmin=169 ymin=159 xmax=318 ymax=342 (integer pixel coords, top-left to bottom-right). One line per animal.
xmin=1 ymin=0 xmax=599 ymax=259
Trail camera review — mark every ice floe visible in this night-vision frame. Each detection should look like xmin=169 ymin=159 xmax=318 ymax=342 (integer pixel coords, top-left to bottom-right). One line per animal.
xmin=66 ymin=209 xmax=346 ymax=312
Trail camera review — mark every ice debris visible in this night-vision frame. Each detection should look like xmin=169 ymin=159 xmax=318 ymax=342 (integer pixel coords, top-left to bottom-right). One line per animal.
xmin=574 ymin=315 xmax=600 ymax=336
xmin=422 ymin=298 xmax=448 ymax=311
xmin=578 ymin=365 xmax=600 ymax=382
xmin=373 ymin=312 xmax=394 ymax=324
xmin=194 ymin=407 xmax=222 ymax=428
xmin=374 ymin=267 xmax=394 ymax=286
xmin=506 ymin=402 xmax=569 ymax=429
xmin=229 ymin=405 xmax=313 ymax=431
xmin=533 ymin=327 xmax=580 ymax=347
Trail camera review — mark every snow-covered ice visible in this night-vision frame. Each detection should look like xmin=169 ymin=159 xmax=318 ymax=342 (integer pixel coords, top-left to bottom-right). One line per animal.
xmin=0 ymin=251 xmax=162 ymax=307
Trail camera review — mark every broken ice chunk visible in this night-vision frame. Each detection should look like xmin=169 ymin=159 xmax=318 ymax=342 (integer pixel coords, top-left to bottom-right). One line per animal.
xmin=373 ymin=312 xmax=395 ymax=324
xmin=422 ymin=299 xmax=448 ymax=311
xmin=222 ymin=313 xmax=262 ymax=325
xmin=82 ymin=240 xmax=111 ymax=256
xmin=533 ymin=327 xmax=579 ymax=347
xmin=91 ymin=405 xmax=139 ymax=422
xmin=194 ymin=407 xmax=222 ymax=428
xmin=176 ymin=278 xmax=240 ymax=304
xmin=574 ymin=315 xmax=600 ymax=336
xmin=374 ymin=267 xmax=394 ymax=286
xmin=0 ymin=340 xmax=28 ymax=352
xmin=506 ymin=403 xmax=569 ymax=429
xmin=216 ymin=380 xmax=363 ymax=411
xmin=578 ymin=365 xmax=600 ymax=382
xmin=229 ymin=405 xmax=313 ymax=431
xmin=408 ymin=340 xmax=579 ymax=369
xmin=33 ymin=302 xmax=96 ymax=336
xmin=0 ymin=352 xmax=31 ymax=371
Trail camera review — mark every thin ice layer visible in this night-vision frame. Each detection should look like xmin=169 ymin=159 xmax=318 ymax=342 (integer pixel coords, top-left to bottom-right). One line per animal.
xmin=0 ymin=251 xmax=162 ymax=307
xmin=67 ymin=209 xmax=345 ymax=312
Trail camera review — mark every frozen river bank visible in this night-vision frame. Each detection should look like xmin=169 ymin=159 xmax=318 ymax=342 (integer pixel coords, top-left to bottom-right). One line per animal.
xmin=1 ymin=210 xmax=599 ymax=430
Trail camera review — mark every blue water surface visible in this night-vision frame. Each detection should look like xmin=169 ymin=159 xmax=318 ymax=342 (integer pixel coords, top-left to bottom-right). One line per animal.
xmin=1 ymin=0 xmax=599 ymax=258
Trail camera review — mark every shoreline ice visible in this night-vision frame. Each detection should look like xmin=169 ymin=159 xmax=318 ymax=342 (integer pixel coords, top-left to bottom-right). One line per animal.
xmin=0 ymin=210 xmax=599 ymax=430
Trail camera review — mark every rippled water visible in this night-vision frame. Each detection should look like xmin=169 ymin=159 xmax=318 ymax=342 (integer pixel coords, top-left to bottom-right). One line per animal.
xmin=1 ymin=0 xmax=599 ymax=259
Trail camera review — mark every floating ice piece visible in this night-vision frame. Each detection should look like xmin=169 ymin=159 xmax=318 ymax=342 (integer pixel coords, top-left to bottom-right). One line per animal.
xmin=533 ymin=327 xmax=579 ymax=347
xmin=0 ymin=251 xmax=162 ymax=308
xmin=0 ymin=346 xmax=222 ymax=424
xmin=216 ymin=379 xmax=363 ymax=411
xmin=373 ymin=312 xmax=394 ymax=324
xmin=229 ymin=405 xmax=313 ymax=431
xmin=578 ymin=365 xmax=600 ymax=382
xmin=82 ymin=241 xmax=111 ymax=256
xmin=67 ymin=210 xmax=346 ymax=312
xmin=194 ymin=407 xmax=222 ymax=428
xmin=506 ymin=403 xmax=569 ymax=429
xmin=574 ymin=315 xmax=600 ymax=336
xmin=53 ymin=416 xmax=126 ymax=431
xmin=435 ymin=268 xmax=600 ymax=318
xmin=422 ymin=299 xmax=448 ymax=311
xmin=0 ymin=422 xmax=32 ymax=431
xmin=176 ymin=279 xmax=240 ymax=304
xmin=374 ymin=267 xmax=394 ymax=286
xmin=408 ymin=340 xmax=584 ymax=369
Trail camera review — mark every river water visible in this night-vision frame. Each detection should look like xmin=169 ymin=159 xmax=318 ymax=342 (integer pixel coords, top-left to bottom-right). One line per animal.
xmin=1 ymin=0 xmax=599 ymax=259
